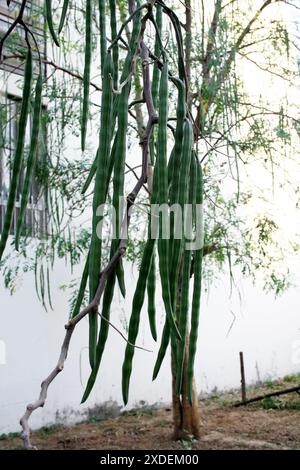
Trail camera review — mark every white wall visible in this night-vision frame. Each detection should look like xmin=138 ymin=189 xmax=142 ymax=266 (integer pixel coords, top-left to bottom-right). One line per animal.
xmin=1 ymin=256 xmax=300 ymax=434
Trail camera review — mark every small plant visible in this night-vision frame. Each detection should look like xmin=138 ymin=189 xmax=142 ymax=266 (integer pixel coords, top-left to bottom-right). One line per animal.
xmin=38 ymin=424 xmax=64 ymax=437
xmin=283 ymin=374 xmax=300 ymax=384
xmin=283 ymin=398 xmax=300 ymax=410
xmin=264 ymin=378 xmax=275 ymax=389
xmin=0 ymin=432 xmax=20 ymax=441
xmin=122 ymin=407 xmax=155 ymax=418
xmin=180 ymin=432 xmax=195 ymax=450
xmin=261 ymin=397 xmax=283 ymax=410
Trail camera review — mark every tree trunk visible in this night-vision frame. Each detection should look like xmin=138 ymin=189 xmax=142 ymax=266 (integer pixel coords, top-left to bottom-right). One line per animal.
xmin=171 ymin=328 xmax=201 ymax=440
xmin=170 ymin=252 xmax=201 ymax=440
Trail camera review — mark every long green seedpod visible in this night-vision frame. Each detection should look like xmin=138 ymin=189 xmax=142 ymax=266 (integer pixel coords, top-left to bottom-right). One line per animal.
xmin=111 ymin=0 xmax=144 ymax=50
xmin=156 ymin=1 xmax=186 ymax=87
xmin=151 ymin=160 xmax=171 ymax=380
xmin=147 ymin=161 xmax=160 ymax=343
xmin=153 ymin=120 xmax=194 ymax=380
xmin=122 ymin=238 xmax=156 ymax=405
xmin=99 ymin=0 xmax=107 ymax=76
xmin=34 ymin=250 xmax=41 ymax=302
xmin=88 ymin=51 xmax=114 ymax=369
xmin=122 ymin=163 xmax=160 ymax=400
xmin=45 ymin=0 xmax=60 ymax=47
xmin=0 ymin=48 xmax=32 ymax=261
xmin=46 ymin=264 xmax=54 ymax=311
xmin=147 ymin=249 xmax=157 ymax=341
xmin=156 ymin=62 xmax=180 ymax=341
xmin=82 ymin=0 xmax=141 ymax=189
xmin=167 ymin=146 xmax=175 ymax=186
xmin=81 ymin=246 xmax=117 ymax=403
xmin=149 ymin=4 xmax=162 ymax=165
xmin=111 ymin=3 xmax=142 ymax=283
xmin=113 ymin=89 xmax=132 ymax=297
xmin=187 ymin=156 xmax=204 ymax=405
xmin=151 ymin=4 xmax=162 ymax=110
xmin=81 ymin=126 xmax=117 ymax=196
xmin=152 ymin=319 xmax=170 ymax=380
xmin=81 ymin=0 xmax=92 ymax=152
xmin=68 ymin=225 xmax=74 ymax=274
xmin=111 ymin=1 xmax=142 ymax=124
xmin=169 ymin=78 xmax=186 ymax=206
xmin=71 ymin=251 xmax=89 ymax=319
xmin=79 ymin=0 xmax=135 ymax=181
xmin=15 ymin=73 xmax=43 ymax=251
xmin=175 ymin=154 xmax=196 ymax=395
xmin=111 ymin=73 xmax=132 ymax=244
xmin=116 ymin=259 xmax=126 ymax=297
xmin=112 ymin=94 xmax=130 ymax=243
xmin=58 ymin=0 xmax=69 ymax=34
xmin=109 ymin=0 xmax=118 ymax=88
xmin=84 ymin=135 xmax=152 ymax=400
xmin=168 ymin=79 xmax=186 ymax=309
xmin=88 ymin=147 xmax=121 ymax=321
xmin=81 ymin=149 xmax=98 ymax=195
xmin=168 ymin=79 xmax=185 ymax=295
xmin=40 ymin=262 xmax=46 ymax=310
xmin=169 ymin=119 xmax=193 ymax=308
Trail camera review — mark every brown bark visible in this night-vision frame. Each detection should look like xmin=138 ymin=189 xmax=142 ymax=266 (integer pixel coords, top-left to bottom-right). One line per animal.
xmin=171 ymin=257 xmax=201 ymax=441
xmin=171 ymin=328 xmax=201 ymax=440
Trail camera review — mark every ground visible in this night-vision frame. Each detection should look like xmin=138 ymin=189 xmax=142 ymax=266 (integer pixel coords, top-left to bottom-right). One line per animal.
xmin=1 ymin=375 xmax=300 ymax=450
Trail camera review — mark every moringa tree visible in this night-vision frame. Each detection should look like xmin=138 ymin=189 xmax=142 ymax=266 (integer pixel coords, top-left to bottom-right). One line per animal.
xmin=0 ymin=0 xmax=299 ymax=448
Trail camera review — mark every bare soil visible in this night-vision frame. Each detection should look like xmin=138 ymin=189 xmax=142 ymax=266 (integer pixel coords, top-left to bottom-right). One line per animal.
xmin=0 ymin=406 xmax=299 ymax=450
xmin=1 ymin=377 xmax=300 ymax=450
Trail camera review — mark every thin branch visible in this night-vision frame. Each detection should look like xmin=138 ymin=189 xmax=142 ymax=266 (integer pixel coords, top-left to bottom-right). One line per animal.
xmin=98 ymin=312 xmax=152 ymax=352
xmin=2 ymin=54 xmax=102 ymax=91
xmin=202 ymin=0 xmax=222 ymax=82
xmin=284 ymin=0 xmax=300 ymax=9
xmin=215 ymin=0 xmax=286 ymax=88
xmin=238 ymin=51 xmax=298 ymax=85
xmin=194 ymin=0 xmax=286 ymax=140
xmin=125 ymin=162 xmax=150 ymax=194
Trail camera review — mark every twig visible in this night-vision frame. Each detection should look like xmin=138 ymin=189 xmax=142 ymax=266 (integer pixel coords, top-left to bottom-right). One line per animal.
xmin=98 ymin=312 xmax=152 ymax=353
xmin=125 ymin=162 xmax=150 ymax=194
xmin=2 ymin=54 xmax=102 ymax=91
